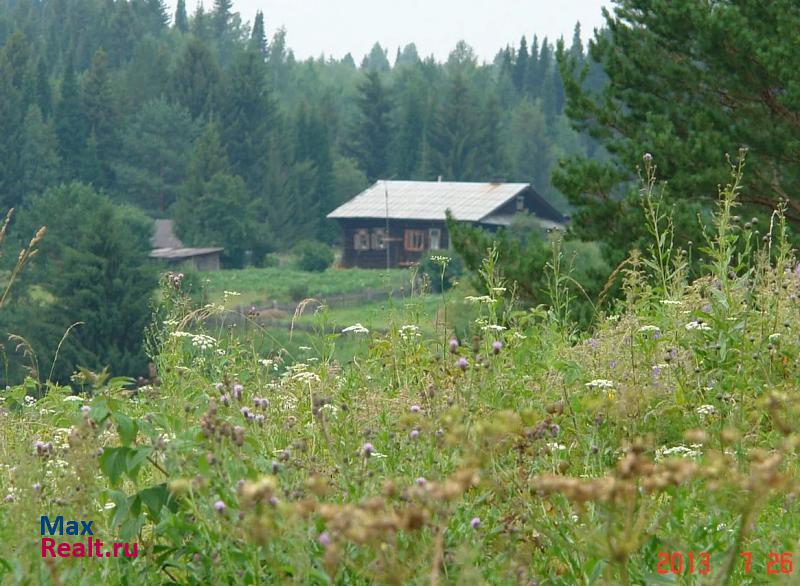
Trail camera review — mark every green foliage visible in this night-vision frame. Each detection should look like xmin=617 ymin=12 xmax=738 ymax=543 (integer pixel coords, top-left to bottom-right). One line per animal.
xmin=2 ymin=174 xmax=800 ymax=583
xmin=556 ymin=0 xmax=800 ymax=263
xmin=293 ymin=240 xmax=334 ymax=273
xmin=4 ymin=183 xmax=157 ymax=383
xmin=417 ymin=250 xmax=465 ymax=292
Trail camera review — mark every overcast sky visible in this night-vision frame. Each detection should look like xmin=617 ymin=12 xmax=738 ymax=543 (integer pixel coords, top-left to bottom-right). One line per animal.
xmin=178 ymin=0 xmax=611 ymax=63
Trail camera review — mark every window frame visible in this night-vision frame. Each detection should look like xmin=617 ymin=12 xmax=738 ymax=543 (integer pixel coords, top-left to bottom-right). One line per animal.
xmin=404 ymin=229 xmax=426 ymax=252
xmin=353 ymin=228 xmax=371 ymax=251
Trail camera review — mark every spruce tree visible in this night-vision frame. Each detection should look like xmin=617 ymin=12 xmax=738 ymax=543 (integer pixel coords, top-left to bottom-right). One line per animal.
xmin=55 ymin=62 xmax=87 ymax=180
xmin=512 ymin=36 xmax=528 ymax=92
xmin=20 ymin=105 xmax=62 ymax=197
xmin=350 ymin=70 xmax=391 ymax=181
xmin=174 ymin=0 xmax=189 ymax=32
xmin=249 ymin=10 xmax=267 ymax=57
xmin=81 ymin=49 xmax=118 ymax=188
xmin=171 ymin=38 xmax=220 ymax=119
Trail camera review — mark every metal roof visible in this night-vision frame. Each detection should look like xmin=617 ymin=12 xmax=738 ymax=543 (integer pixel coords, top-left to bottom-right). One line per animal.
xmin=150 ymin=247 xmax=224 ymax=260
xmin=327 ymin=181 xmax=531 ymax=222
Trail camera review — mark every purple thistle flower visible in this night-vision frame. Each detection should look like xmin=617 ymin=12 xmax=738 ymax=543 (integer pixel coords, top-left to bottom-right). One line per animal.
xmin=470 ymin=517 xmax=481 ymax=529
xmin=362 ymin=442 xmax=374 ymax=457
xmin=410 ymin=429 xmax=420 ymax=440
xmin=458 ymin=357 xmax=468 ymax=371
xmin=588 ymin=337 xmax=599 ymax=349
xmin=652 ymin=365 xmax=662 ymax=378
xmin=318 ymin=531 xmax=332 ymax=547
xmin=254 ymin=414 xmax=265 ymax=425
xmin=652 ymin=330 xmax=661 ymax=340
xmin=449 ymin=338 xmax=459 ymax=353
xmin=410 ymin=404 xmax=421 ymax=413
xmin=415 ymin=477 xmax=427 ymax=486
xmin=213 ymin=500 xmax=226 ymax=513
xmin=492 ymin=340 xmax=503 ymax=355
xmin=221 ymin=394 xmax=231 ymax=406
xmin=232 ymin=384 xmax=244 ymax=400
xmin=214 ymin=382 xmax=224 ymax=393
xmin=643 ymin=152 xmax=653 ymax=162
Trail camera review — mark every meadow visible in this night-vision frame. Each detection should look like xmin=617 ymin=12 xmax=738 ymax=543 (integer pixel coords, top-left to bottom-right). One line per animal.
xmin=1 ymin=166 xmax=800 ymax=585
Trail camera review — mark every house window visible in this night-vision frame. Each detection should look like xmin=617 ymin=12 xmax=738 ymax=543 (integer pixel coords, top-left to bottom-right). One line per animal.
xmin=354 ymin=229 xmax=370 ymax=251
xmin=404 ymin=229 xmax=425 ymax=251
xmin=371 ymin=228 xmax=387 ymax=250
xmin=516 ymin=195 xmax=526 ymax=212
xmin=429 ymin=228 xmax=442 ymax=250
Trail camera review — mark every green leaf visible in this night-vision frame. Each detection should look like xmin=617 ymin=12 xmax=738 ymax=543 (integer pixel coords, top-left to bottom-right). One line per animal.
xmin=138 ymin=484 xmax=172 ymax=522
xmin=113 ymin=412 xmax=138 ymax=446
xmin=100 ymin=447 xmax=133 ymax=485
xmin=90 ymin=399 xmax=111 ymax=424
xmin=126 ymin=446 xmax=153 ymax=482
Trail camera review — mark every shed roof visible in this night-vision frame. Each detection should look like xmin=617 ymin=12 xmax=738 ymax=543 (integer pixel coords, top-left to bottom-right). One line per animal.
xmin=150 ymin=247 xmax=223 ymax=260
xmin=327 ymin=181 xmax=534 ymax=223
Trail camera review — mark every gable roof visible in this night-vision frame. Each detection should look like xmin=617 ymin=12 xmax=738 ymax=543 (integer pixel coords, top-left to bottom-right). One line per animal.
xmin=327 ymin=180 xmax=564 ymax=223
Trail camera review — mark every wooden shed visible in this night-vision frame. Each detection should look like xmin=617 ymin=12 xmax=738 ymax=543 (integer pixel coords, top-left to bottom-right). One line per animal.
xmin=149 ymin=220 xmax=224 ymax=271
xmin=327 ymin=180 xmax=566 ymax=268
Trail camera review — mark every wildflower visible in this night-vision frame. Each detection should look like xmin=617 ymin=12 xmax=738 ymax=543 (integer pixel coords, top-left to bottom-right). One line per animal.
xmin=298 ymin=346 xmax=312 ymax=351
xmin=318 ymin=531 xmax=332 ymax=547
xmin=464 ymin=295 xmax=495 ymax=304
xmin=449 ymin=338 xmax=459 ymax=353
xmin=482 ymin=324 xmax=507 ymax=332
xmin=410 ymin=429 xmax=420 ymax=440
xmin=652 ymin=365 xmax=662 ymax=377
xmin=254 ymin=397 xmax=268 ymax=409
xmin=63 ymin=395 xmax=83 ymax=402
xmin=587 ymin=337 xmax=599 ymax=349
xmin=232 ymin=383 xmax=244 ymax=400
xmin=240 ymin=407 xmax=252 ymax=420
xmin=638 ymin=325 xmax=660 ymax=333
xmin=415 ymin=477 xmax=427 ymax=486
xmin=458 ymin=357 xmax=468 ymax=371
xmin=33 ymin=482 xmax=42 ymax=492
xmin=254 ymin=414 xmax=265 ymax=425
xmin=80 ymin=405 xmax=91 ymax=415
xmin=220 ymin=394 xmax=231 ymax=406
xmin=410 ymin=405 xmax=421 ymax=413
xmin=660 ymin=299 xmax=682 ymax=306
xmin=696 ymin=404 xmax=717 ymax=417
xmin=213 ymin=500 xmax=226 ymax=513
xmin=492 ymin=340 xmax=503 ymax=355
xmin=362 ymin=442 xmax=374 ymax=457
xmin=769 ymin=333 xmax=781 ymax=343
xmin=214 ymin=382 xmax=224 ymax=393
xmin=585 ymin=379 xmax=614 ymax=390
xmin=292 ymin=371 xmax=321 ymax=384
xmin=546 ymin=443 xmax=567 ymax=451
xmin=685 ymin=320 xmax=711 ymax=331
xmin=190 ymin=334 xmax=217 ymax=350
xmin=643 ymin=152 xmax=653 ymax=162
xmin=470 ymin=517 xmax=481 ymax=529
xmin=342 ymin=323 xmax=369 ymax=334
xmin=399 ymin=325 xmax=421 ymax=340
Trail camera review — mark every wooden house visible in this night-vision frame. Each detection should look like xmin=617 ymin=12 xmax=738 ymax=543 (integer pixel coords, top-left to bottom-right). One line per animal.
xmin=327 ymin=180 xmax=566 ymax=268
xmin=149 ymin=219 xmax=224 ymax=271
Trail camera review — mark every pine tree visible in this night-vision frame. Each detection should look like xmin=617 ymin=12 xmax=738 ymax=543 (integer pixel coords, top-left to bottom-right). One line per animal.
xmin=361 ymin=42 xmax=390 ymax=72
xmin=174 ymin=0 xmax=189 ymax=32
xmin=0 ymin=32 xmax=30 ymax=207
xmin=350 ymin=70 xmax=391 ymax=181
xmin=249 ymin=10 xmax=267 ymax=57
xmin=213 ymin=0 xmax=233 ymax=37
xmin=557 ymin=0 xmax=800 ymax=259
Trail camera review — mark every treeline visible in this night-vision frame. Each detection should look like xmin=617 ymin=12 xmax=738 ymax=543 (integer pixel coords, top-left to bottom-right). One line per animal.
xmin=0 ymin=0 xmax=602 ymax=266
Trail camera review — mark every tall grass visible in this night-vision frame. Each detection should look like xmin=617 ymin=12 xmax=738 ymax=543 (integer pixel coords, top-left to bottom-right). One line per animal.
xmin=2 ymin=161 xmax=800 ymax=584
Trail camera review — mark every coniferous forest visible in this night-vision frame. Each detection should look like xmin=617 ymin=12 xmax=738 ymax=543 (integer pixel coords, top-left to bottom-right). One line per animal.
xmin=0 ymin=0 xmax=604 ymax=382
